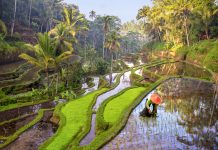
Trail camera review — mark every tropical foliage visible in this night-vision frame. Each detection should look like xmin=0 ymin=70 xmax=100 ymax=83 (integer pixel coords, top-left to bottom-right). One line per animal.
xmin=137 ymin=0 xmax=218 ymax=46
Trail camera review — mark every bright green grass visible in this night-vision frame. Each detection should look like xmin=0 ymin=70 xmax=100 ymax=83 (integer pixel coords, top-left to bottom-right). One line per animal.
xmin=104 ymin=87 xmax=146 ymax=124
xmin=44 ymin=88 xmax=108 ymax=150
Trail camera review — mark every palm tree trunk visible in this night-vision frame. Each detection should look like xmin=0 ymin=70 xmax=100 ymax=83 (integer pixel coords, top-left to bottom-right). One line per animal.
xmin=109 ymin=53 xmax=113 ymax=85
xmin=66 ymin=64 xmax=69 ymax=88
xmin=85 ymin=36 xmax=87 ymax=61
xmin=46 ymin=67 xmax=50 ymax=92
xmin=205 ymin=24 xmax=209 ymax=39
xmin=157 ymin=28 xmax=162 ymax=42
xmin=184 ymin=18 xmax=190 ymax=46
xmin=56 ymin=73 xmax=59 ymax=94
xmin=40 ymin=23 xmax=44 ymax=32
xmin=103 ymin=33 xmax=105 ymax=59
xmin=28 ymin=0 xmax=32 ymax=28
xmin=0 ymin=0 xmax=3 ymax=19
xmin=11 ymin=0 xmax=17 ymax=36
xmin=93 ymin=33 xmax=95 ymax=49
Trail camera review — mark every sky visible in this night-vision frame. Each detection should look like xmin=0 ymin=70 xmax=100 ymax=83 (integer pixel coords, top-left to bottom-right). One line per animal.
xmin=63 ymin=0 xmax=152 ymax=23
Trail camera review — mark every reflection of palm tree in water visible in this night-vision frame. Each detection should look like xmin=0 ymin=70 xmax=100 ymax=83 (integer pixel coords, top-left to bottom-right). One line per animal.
xmin=169 ymin=94 xmax=217 ymax=148
xmin=209 ymin=85 xmax=218 ymax=126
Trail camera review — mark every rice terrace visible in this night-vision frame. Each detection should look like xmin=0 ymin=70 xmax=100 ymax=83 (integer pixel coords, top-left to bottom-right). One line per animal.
xmin=0 ymin=0 xmax=217 ymax=150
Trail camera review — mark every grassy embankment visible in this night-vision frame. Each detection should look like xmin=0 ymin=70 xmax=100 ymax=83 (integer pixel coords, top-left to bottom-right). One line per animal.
xmin=103 ymin=87 xmax=146 ymax=124
xmin=39 ymin=88 xmax=108 ymax=150
xmin=147 ymin=40 xmax=218 ymax=73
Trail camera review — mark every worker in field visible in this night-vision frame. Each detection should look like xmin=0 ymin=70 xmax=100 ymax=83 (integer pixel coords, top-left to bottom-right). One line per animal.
xmin=139 ymin=92 xmax=162 ymax=117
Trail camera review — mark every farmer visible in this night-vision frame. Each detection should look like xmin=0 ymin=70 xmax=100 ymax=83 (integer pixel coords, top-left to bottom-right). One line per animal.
xmin=139 ymin=92 xmax=162 ymax=117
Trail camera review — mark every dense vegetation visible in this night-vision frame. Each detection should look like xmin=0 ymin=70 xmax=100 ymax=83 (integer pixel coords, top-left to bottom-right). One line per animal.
xmin=0 ymin=0 xmax=217 ymax=150
xmin=137 ymin=0 xmax=218 ymax=73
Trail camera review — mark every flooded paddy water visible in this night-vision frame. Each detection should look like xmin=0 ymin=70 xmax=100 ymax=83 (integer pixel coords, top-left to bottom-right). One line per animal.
xmin=0 ymin=114 xmax=37 ymax=137
xmin=4 ymin=110 xmax=57 ymax=150
xmin=103 ymin=78 xmax=218 ymax=150
xmin=105 ymin=73 xmax=119 ymax=84
xmin=0 ymin=99 xmax=66 ymax=149
xmin=135 ymin=69 xmax=143 ymax=76
xmin=83 ymin=77 xmax=100 ymax=95
xmin=80 ymin=71 xmax=132 ymax=146
xmin=147 ymin=62 xmax=212 ymax=80
xmin=0 ymin=101 xmax=57 ymax=123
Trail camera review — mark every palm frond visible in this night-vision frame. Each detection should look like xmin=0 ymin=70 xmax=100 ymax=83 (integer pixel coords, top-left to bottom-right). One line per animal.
xmin=19 ymin=53 xmax=43 ymax=68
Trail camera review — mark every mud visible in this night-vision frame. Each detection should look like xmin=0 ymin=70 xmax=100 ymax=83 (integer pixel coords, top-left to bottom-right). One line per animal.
xmin=4 ymin=111 xmax=57 ymax=150
xmin=0 ymin=101 xmax=56 ymax=123
xmin=0 ymin=114 xmax=37 ymax=137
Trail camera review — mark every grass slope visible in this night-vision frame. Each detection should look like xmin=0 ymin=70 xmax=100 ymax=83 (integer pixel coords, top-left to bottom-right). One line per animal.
xmin=104 ymin=87 xmax=146 ymax=125
xmin=44 ymin=88 xmax=108 ymax=150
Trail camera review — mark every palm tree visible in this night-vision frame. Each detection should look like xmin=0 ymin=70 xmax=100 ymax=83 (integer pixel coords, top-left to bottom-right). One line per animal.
xmin=53 ymin=49 xmax=72 ymax=94
xmin=0 ymin=0 xmax=3 ymax=19
xmin=105 ymin=31 xmax=121 ymax=85
xmin=19 ymin=33 xmax=55 ymax=89
xmin=137 ymin=6 xmax=163 ymax=42
xmin=28 ymin=0 xmax=33 ymax=27
xmin=11 ymin=0 xmax=17 ymax=36
xmin=168 ymin=0 xmax=197 ymax=46
xmin=19 ymin=33 xmax=72 ymax=93
xmin=89 ymin=10 xmax=96 ymax=20
xmin=49 ymin=23 xmax=74 ymax=56
xmin=63 ymin=7 xmax=88 ymax=35
xmin=102 ymin=15 xmax=113 ymax=59
xmin=197 ymin=3 xmax=218 ymax=39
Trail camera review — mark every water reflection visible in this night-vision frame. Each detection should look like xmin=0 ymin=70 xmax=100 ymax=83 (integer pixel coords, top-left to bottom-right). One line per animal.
xmin=105 ymin=73 xmax=118 ymax=84
xmin=103 ymin=78 xmax=218 ymax=150
xmin=83 ymin=77 xmax=100 ymax=95
xmin=148 ymin=62 xmax=212 ymax=80
xmin=135 ymin=69 xmax=143 ymax=76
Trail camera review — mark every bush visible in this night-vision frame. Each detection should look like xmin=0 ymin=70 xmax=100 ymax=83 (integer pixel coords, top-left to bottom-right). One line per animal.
xmin=96 ymin=58 xmax=109 ymax=75
xmin=144 ymin=41 xmax=167 ymax=51
xmin=204 ymin=45 xmax=218 ymax=72
xmin=98 ymin=76 xmax=109 ymax=88
xmin=68 ymin=61 xmax=84 ymax=88
xmin=0 ymin=89 xmax=6 ymax=99
xmin=176 ymin=46 xmax=189 ymax=60
xmin=192 ymin=40 xmax=216 ymax=54
xmin=0 ymin=21 xmax=7 ymax=40
xmin=0 ymin=40 xmax=17 ymax=54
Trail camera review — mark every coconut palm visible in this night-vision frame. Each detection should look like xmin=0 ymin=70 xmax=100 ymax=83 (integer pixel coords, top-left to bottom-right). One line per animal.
xmin=137 ymin=6 xmax=163 ymax=42
xmin=49 ymin=23 xmax=74 ymax=56
xmin=167 ymin=0 xmax=198 ymax=46
xmin=63 ymin=7 xmax=89 ymax=36
xmin=105 ymin=31 xmax=121 ymax=85
xmin=102 ymin=15 xmax=113 ymax=59
xmin=197 ymin=3 xmax=218 ymax=39
xmin=10 ymin=0 xmax=17 ymax=36
xmin=19 ymin=33 xmax=72 ymax=93
xmin=89 ymin=10 xmax=96 ymax=20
